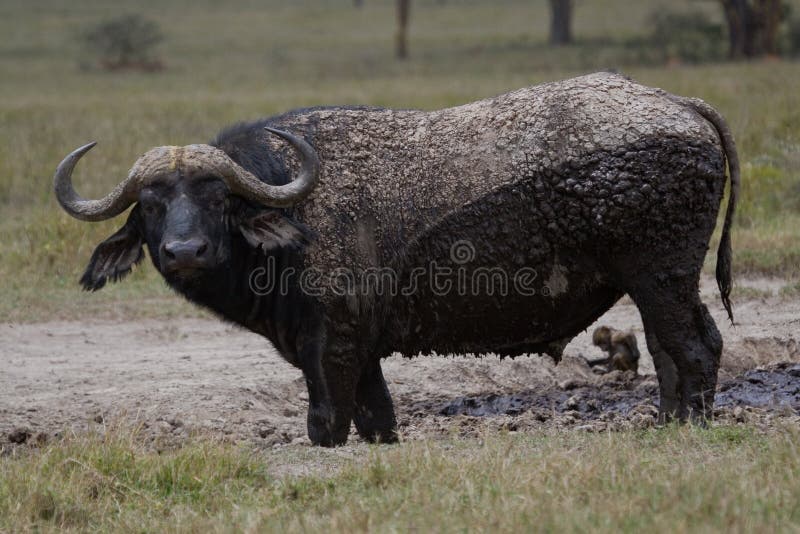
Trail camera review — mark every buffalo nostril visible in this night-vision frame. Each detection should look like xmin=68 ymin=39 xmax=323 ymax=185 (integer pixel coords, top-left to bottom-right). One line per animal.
xmin=162 ymin=239 xmax=211 ymax=270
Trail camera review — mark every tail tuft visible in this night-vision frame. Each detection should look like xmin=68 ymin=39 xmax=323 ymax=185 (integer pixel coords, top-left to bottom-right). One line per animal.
xmin=716 ymin=228 xmax=734 ymax=323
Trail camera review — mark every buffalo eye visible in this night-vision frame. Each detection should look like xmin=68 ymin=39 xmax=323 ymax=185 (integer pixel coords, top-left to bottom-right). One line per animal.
xmin=208 ymin=196 xmax=226 ymax=211
xmin=192 ymin=178 xmax=228 ymax=212
xmin=139 ymin=194 xmax=163 ymax=218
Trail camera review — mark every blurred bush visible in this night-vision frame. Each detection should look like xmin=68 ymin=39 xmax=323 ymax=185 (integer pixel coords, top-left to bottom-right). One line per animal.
xmin=785 ymin=15 xmax=800 ymax=56
xmin=80 ymin=14 xmax=165 ymax=72
xmin=649 ymin=9 xmax=726 ymax=64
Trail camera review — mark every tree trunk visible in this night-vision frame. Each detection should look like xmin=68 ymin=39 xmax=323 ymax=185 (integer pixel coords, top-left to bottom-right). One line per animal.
xmin=720 ymin=0 xmax=784 ymax=58
xmin=396 ymin=0 xmax=411 ymax=59
xmin=549 ymin=0 xmax=573 ymax=46
xmin=759 ymin=0 xmax=783 ymax=55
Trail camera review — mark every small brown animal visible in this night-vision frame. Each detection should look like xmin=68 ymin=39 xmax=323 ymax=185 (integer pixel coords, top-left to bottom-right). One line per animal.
xmin=588 ymin=326 xmax=640 ymax=373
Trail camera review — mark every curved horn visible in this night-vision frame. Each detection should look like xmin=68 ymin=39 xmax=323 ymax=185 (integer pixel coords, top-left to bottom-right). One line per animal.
xmin=53 ymin=142 xmax=140 ymax=222
xmin=54 ymin=128 xmax=320 ymax=220
xmin=221 ymin=127 xmax=320 ymax=208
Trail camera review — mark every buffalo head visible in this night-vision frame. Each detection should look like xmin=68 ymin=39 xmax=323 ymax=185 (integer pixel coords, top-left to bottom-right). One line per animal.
xmin=53 ymin=128 xmax=319 ymax=290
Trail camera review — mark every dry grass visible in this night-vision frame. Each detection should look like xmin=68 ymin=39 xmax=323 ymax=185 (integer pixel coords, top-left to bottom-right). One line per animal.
xmin=1 ymin=424 xmax=798 ymax=532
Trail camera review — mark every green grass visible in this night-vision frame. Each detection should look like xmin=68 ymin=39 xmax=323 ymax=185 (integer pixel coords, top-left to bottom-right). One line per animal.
xmin=1 ymin=425 xmax=798 ymax=532
xmin=780 ymin=279 xmax=800 ymax=297
xmin=1 ymin=0 xmax=799 ymax=322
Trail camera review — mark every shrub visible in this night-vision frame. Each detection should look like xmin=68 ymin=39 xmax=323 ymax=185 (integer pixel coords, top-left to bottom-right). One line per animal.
xmin=81 ymin=14 xmax=165 ymax=72
xmin=649 ymin=9 xmax=726 ymax=64
xmin=785 ymin=15 xmax=800 ymax=56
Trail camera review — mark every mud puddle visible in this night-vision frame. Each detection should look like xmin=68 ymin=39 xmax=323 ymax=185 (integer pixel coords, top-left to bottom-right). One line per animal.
xmin=715 ymin=362 xmax=800 ymax=411
xmin=414 ymin=363 xmax=800 ymax=422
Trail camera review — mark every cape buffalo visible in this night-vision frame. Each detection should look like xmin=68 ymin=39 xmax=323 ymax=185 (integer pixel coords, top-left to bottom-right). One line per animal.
xmin=53 ymin=72 xmax=738 ymax=446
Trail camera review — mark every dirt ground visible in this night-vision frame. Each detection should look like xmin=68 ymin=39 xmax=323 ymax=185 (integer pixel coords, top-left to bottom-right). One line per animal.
xmin=1 ymin=277 xmax=798 ymax=452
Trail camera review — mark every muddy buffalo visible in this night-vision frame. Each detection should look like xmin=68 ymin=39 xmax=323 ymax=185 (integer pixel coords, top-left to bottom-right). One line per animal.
xmin=53 ymin=72 xmax=738 ymax=446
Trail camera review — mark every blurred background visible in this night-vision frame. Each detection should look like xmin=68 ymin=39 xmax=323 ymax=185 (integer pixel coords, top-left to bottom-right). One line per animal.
xmin=0 ymin=0 xmax=798 ymax=321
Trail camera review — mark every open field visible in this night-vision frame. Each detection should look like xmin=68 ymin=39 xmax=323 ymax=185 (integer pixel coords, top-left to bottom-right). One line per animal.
xmin=1 ymin=0 xmax=799 ymax=531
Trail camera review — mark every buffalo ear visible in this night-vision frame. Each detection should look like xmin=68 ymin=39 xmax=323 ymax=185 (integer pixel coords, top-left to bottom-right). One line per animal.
xmin=238 ymin=211 xmax=314 ymax=251
xmin=80 ymin=210 xmax=144 ymax=291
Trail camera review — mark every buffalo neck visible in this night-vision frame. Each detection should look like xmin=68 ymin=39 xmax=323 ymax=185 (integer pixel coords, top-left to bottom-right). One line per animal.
xmin=165 ymin=238 xmax=311 ymax=365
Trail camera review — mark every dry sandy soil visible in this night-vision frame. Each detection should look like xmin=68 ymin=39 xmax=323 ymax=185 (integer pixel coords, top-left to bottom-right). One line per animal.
xmin=1 ymin=277 xmax=798 ymax=452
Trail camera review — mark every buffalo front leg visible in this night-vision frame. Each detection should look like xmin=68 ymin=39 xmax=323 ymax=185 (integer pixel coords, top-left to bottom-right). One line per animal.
xmin=353 ymin=360 xmax=398 ymax=443
xmin=300 ymin=337 xmax=361 ymax=447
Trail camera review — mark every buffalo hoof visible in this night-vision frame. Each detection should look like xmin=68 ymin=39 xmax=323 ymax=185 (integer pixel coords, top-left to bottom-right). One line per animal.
xmin=307 ymin=405 xmax=350 ymax=447
xmin=358 ymin=428 xmax=399 ymax=444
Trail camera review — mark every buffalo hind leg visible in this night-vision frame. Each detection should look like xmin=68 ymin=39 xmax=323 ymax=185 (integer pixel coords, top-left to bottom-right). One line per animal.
xmin=353 ymin=360 xmax=398 ymax=443
xmin=631 ymin=279 xmax=722 ymax=422
xmin=642 ymin=320 xmax=681 ymax=423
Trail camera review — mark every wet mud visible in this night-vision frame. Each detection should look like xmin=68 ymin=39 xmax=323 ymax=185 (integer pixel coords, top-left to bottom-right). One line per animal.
xmin=412 ymin=363 xmax=799 ymax=423
xmin=715 ymin=362 xmax=800 ymax=411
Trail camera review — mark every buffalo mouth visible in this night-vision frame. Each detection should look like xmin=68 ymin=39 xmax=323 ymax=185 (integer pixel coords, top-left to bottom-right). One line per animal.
xmin=160 ymin=263 xmax=217 ymax=293
xmin=163 ymin=263 xmax=212 ymax=277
